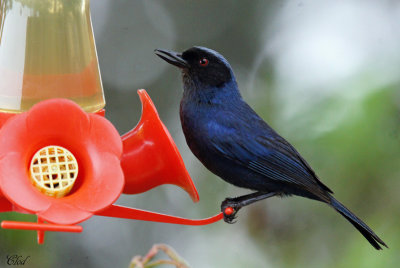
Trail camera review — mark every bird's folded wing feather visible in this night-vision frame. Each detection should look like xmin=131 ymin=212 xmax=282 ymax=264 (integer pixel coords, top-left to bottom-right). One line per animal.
xmin=208 ymin=110 xmax=332 ymax=194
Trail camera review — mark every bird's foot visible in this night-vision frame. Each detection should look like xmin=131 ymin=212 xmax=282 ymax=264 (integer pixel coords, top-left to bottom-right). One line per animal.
xmin=221 ymin=198 xmax=242 ymax=224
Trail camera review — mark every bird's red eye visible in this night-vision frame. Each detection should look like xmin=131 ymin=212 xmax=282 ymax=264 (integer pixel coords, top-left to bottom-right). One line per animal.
xmin=199 ymin=58 xmax=209 ymax=66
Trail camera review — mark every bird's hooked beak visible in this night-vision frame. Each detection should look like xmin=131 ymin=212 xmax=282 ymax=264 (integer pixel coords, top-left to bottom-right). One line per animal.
xmin=155 ymin=49 xmax=189 ymax=68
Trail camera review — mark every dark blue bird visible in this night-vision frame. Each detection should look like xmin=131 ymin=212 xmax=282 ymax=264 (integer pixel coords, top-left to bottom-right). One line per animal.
xmin=155 ymin=46 xmax=387 ymax=250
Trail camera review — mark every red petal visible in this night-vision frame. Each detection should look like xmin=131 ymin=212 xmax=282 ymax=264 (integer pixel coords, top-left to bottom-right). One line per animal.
xmin=39 ymin=202 xmax=92 ymax=225
xmin=72 ymin=153 xmax=124 ymax=213
xmin=0 ymin=113 xmax=29 ymax=157
xmin=25 ymin=99 xmax=90 ymax=146
xmin=0 ymin=153 xmax=50 ymax=213
xmin=87 ymin=113 xmax=123 ymax=157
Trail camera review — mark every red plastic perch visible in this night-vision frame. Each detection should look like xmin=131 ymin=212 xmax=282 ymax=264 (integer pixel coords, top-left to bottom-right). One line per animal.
xmin=1 ymin=221 xmax=83 ymax=232
xmin=96 ymin=204 xmax=224 ymax=225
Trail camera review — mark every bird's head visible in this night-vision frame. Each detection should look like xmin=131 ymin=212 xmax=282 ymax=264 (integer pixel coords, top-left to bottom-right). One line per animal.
xmin=155 ymin=46 xmax=235 ymax=89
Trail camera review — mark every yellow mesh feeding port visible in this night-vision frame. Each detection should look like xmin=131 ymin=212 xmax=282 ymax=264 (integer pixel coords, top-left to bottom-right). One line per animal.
xmin=30 ymin=146 xmax=78 ymax=198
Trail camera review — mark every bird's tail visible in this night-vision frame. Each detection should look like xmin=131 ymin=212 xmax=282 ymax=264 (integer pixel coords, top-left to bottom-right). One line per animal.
xmin=329 ymin=196 xmax=387 ymax=250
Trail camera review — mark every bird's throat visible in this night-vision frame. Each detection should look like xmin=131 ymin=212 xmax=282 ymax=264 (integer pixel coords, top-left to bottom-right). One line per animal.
xmin=182 ymin=75 xmax=241 ymax=107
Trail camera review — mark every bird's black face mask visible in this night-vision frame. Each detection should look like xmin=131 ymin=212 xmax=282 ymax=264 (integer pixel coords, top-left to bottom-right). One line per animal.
xmin=181 ymin=47 xmax=232 ymax=88
xmin=155 ymin=47 xmax=233 ymax=89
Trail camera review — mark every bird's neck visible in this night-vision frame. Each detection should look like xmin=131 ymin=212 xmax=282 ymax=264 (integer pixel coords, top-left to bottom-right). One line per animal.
xmin=182 ymin=79 xmax=242 ymax=106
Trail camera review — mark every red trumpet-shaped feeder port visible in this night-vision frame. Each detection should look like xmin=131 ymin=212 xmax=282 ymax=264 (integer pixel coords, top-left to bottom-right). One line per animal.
xmin=0 ymin=90 xmax=223 ymax=244
xmin=121 ymin=90 xmax=199 ymax=202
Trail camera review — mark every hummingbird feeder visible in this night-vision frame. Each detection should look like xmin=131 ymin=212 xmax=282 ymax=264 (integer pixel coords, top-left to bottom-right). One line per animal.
xmin=0 ymin=0 xmax=223 ymax=244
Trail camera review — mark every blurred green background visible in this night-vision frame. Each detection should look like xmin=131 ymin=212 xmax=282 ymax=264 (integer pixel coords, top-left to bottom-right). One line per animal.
xmin=1 ymin=0 xmax=399 ymax=267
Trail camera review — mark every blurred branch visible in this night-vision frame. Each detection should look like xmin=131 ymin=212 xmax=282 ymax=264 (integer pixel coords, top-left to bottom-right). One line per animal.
xmin=129 ymin=244 xmax=190 ymax=268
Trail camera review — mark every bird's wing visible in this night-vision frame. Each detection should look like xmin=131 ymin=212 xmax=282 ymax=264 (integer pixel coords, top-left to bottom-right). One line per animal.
xmin=252 ymin=134 xmax=333 ymax=194
xmin=208 ymin=111 xmax=332 ymax=195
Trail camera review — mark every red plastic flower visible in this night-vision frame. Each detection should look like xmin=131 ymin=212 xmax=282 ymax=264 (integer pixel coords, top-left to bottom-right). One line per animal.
xmin=0 ymin=99 xmax=124 ymax=225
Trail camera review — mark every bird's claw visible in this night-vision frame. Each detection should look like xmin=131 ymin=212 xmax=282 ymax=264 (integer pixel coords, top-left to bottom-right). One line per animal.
xmin=221 ymin=198 xmax=242 ymax=224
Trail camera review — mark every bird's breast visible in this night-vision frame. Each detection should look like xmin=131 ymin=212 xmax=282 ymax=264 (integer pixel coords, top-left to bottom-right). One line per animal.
xmin=180 ymin=101 xmax=218 ymax=156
